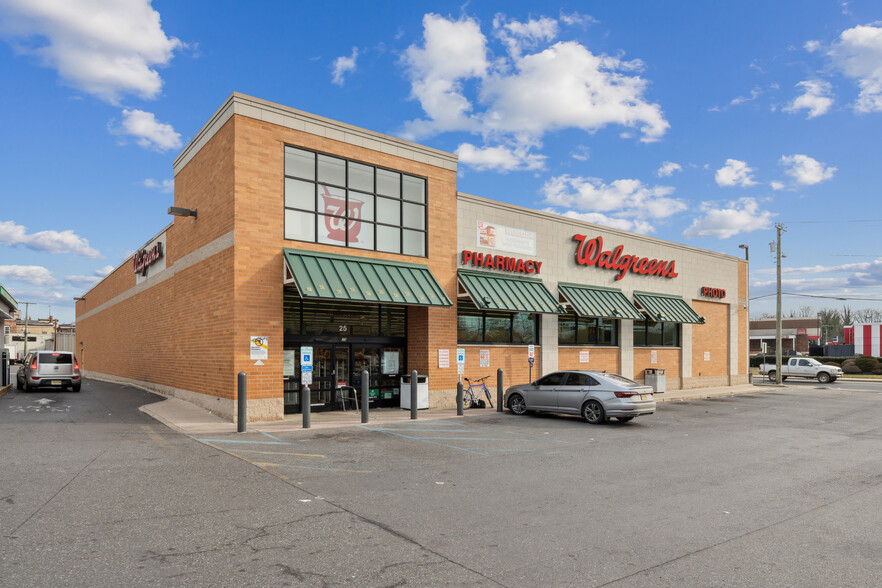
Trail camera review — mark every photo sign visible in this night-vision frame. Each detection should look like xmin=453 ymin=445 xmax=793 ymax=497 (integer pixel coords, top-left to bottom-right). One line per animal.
xmin=477 ymin=221 xmax=536 ymax=256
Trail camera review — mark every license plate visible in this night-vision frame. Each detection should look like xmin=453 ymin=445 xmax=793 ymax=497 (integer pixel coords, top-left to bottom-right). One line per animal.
xmin=640 ymin=394 xmax=652 ymax=401
xmin=51 ymin=380 xmax=62 ymax=386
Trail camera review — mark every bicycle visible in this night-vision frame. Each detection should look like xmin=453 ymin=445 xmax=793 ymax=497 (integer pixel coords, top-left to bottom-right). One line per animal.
xmin=462 ymin=376 xmax=494 ymax=408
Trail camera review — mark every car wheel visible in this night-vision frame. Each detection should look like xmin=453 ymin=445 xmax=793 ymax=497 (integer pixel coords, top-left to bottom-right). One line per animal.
xmin=16 ymin=377 xmax=22 ymax=391
xmin=615 ymin=417 xmax=634 ymax=423
xmin=817 ymin=372 xmax=831 ymax=384
xmin=767 ymin=370 xmax=776 ymax=381
xmin=508 ymin=393 xmax=527 ymax=415
xmin=22 ymin=379 xmax=29 ymax=392
xmin=582 ymin=400 xmax=605 ymax=424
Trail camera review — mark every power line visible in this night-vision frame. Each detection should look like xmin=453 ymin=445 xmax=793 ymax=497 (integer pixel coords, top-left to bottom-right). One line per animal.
xmin=785 ymin=219 xmax=882 ymax=224
xmin=750 ymin=292 xmax=882 ymax=302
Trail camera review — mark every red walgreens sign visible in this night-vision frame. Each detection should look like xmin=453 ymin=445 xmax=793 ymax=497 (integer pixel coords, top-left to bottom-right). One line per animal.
xmin=461 ymin=250 xmax=542 ymax=274
xmin=133 ymin=242 xmax=163 ymax=276
xmin=573 ymin=235 xmax=678 ymax=280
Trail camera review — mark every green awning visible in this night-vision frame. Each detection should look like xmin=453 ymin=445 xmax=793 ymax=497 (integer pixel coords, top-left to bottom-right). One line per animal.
xmin=634 ymin=291 xmax=705 ymax=324
xmin=457 ymin=269 xmax=563 ymax=314
xmin=283 ymin=249 xmax=451 ymax=307
xmin=558 ymin=283 xmax=643 ymax=320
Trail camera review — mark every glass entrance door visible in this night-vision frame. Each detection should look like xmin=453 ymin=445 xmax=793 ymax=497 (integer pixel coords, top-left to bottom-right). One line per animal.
xmin=311 ymin=346 xmax=350 ymax=410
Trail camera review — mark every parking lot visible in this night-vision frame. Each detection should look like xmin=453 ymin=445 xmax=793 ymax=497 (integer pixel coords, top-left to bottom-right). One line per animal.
xmin=2 ymin=376 xmax=882 ymax=586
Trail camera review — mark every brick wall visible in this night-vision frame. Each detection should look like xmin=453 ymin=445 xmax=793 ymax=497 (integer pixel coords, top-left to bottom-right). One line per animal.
xmin=558 ymin=347 xmax=619 ymax=373
xmin=691 ymin=300 xmax=729 ymax=378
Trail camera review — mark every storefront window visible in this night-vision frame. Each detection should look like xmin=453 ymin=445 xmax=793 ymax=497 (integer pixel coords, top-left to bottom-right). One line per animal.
xmin=284 ymin=294 xmax=406 ymax=338
xmin=633 ymin=320 xmax=680 ymax=347
xmin=557 ymin=312 xmax=618 ymax=346
xmin=456 ymin=300 xmax=539 ymax=344
xmin=284 ymin=146 xmax=427 ymax=257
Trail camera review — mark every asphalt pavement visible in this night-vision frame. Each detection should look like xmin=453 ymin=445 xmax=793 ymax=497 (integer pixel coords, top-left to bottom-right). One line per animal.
xmin=2 ymin=373 xmax=882 ymax=586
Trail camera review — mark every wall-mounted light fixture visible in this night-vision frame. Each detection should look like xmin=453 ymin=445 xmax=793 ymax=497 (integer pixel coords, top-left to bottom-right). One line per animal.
xmin=73 ymin=297 xmax=86 ymax=301
xmin=168 ymin=206 xmax=197 ymax=218
xmin=738 ymin=244 xmax=749 ymax=261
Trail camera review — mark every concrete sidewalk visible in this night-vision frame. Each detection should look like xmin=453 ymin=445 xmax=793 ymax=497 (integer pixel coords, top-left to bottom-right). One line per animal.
xmin=141 ymin=382 xmax=762 ymax=436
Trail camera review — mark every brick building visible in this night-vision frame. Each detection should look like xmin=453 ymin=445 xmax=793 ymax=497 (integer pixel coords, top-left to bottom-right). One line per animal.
xmin=76 ymin=93 xmax=749 ymax=423
xmin=749 ymin=318 xmax=820 ymax=355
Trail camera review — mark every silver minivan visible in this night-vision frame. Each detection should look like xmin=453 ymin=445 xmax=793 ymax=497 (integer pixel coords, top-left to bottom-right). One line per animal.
xmin=16 ymin=351 xmax=82 ymax=392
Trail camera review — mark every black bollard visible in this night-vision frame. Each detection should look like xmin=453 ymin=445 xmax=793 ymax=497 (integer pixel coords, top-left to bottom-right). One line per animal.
xmin=457 ymin=381 xmax=464 ymax=416
xmin=302 ymin=385 xmax=311 ymax=429
xmin=497 ymin=368 xmax=504 ymax=413
xmin=361 ymin=369 xmax=369 ymax=424
xmin=237 ymin=371 xmax=246 ymax=433
xmin=410 ymin=369 xmax=418 ymax=420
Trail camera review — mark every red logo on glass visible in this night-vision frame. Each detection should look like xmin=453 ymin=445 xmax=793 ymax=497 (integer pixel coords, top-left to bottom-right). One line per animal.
xmin=320 ymin=185 xmax=363 ymax=243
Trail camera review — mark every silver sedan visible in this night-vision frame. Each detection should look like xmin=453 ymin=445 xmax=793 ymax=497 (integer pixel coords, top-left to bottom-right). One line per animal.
xmin=504 ymin=370 xmax=656 ymax=424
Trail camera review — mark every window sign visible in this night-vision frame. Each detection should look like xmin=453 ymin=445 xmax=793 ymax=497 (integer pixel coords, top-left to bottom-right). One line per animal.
xmin=477 ymin=221 xmax=536 ymax=256
xmin=283 ymin=350 xmax=296 ymax=376
xmin=383 ymin=350 xmax=399 ymax=374
xmin=250 ymin=336 xmax=268 ymax=360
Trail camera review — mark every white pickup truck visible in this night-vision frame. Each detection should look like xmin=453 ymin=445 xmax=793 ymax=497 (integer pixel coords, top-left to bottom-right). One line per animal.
xmin=759 ymin=357 xmax=843 ymax=383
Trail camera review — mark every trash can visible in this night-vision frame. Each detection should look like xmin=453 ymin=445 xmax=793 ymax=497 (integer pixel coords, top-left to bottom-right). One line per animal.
xmin=400 ymin=374 xmax=429 ymax=409
xmin=644 ymin=368 xmax=666 ymax=393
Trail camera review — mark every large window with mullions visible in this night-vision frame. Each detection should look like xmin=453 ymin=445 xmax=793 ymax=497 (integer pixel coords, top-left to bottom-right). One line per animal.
xmin=284 ymin=146 xmax=428 ymax=257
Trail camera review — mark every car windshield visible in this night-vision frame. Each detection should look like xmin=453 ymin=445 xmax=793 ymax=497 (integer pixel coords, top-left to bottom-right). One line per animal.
xmin=599 ymin=373 xmax=640 ymax=386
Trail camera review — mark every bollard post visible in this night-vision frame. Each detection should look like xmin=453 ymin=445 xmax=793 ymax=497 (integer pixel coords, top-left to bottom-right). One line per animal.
xmin=457 ymin=381 xmax=464 ymax=416
xmin=410 ymin=369 xmax=418 ymax=420
xmin=237 ymin=371 xmax=247 ymax=433
xmin=302 ymin=385 xmax=311 ymax=429
xmin=497 ymin=368 xmax=504 ymax=413
xmin=361 ymin=369 xmax=369 ymax=424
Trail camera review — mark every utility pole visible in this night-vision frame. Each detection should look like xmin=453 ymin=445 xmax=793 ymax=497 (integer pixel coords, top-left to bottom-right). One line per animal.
xmin=21 ymin=301 xmax=32 ymax=358
xmin=775 ymin=224 xmax=786 ymax=385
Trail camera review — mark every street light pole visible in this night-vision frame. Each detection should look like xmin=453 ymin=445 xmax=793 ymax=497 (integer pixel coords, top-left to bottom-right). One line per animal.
xmin=775 ymin=224 xmax=786 ymax=385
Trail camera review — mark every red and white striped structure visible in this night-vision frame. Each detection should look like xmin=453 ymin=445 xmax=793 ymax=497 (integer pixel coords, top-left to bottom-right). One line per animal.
xmin=844 ymin=323 xmax=882 ymax=356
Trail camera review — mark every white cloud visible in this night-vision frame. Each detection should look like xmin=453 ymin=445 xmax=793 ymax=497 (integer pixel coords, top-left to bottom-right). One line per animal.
xmin=559 ymin=11 xmax=597 ymax=27
xmin=0 ymin=220 xmax=101 ymax=258
xmin=715 ymin=159 xmax=757 ymax=187
xmin=331 ymin=46 xmax=358 ymax=86
xmin=770 ymin=181 xmax=786 ymax=190
xmin=540 ymin=174 xmax=687 ymax=235
xmin=0 ymin=0 xmax=182 ymax=104
xmin=828 ymin=23 xmax=882 ymax=112
xmin=682 ymin=197 xmax=775 ymax=239
xmin=570 ymin=145 xmax=590 ymax=161
xmin=551 ymin=210 xmax=654 ymax=234
xmin=143 ymin=178 xmax=174 ymax=193
xmin=401 ymin=13 xmax=668 ymax=146
xmin=729 ymin=87 xmax=761 ymax=106
xmin=780 ymin=154 xmax=836 ymax=185
xmin=657 ymin=161 xmax=682 ymax=177
xmin=116 ymin=109 xmax=181 ymax=152
xmin=401 ymin=14 xmax=489 ymax=138
xmin=783 ymin=80 xmax=834 ymax=118
xmin=478 ymin=42 xmax=668 ymax=141
xmin=804 ymin=40 xmax=821 ymax=53
xmin=493 ymin=15 xmax=558 ymax=59
xmin=456 ymin=139 xmax=546 ymax=172
xmin=0 ymin=265 xmax=56 ymax=287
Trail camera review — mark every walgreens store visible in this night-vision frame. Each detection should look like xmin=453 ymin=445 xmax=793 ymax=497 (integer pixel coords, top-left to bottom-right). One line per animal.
xmin=76 ymin=93 xmax=748 ymax=423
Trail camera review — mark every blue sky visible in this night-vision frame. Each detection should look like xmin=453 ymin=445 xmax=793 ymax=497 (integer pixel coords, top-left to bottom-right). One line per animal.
xmin=2 ymin=0 xmax=882 ymax=324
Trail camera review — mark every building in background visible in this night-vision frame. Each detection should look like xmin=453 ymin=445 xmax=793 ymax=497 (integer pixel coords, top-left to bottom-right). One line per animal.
xmin=76 ymin=93 xmax=749 ymax=423
xmin=749 ymin=318 xmax=820 ymax=355
xmin=844 ymin=323 xmax=882 ymax=357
